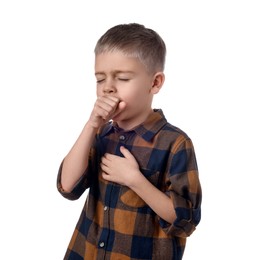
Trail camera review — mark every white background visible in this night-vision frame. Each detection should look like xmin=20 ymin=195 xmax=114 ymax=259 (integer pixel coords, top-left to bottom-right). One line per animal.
xmin=0 ymin=1 xmax=259 ymax=259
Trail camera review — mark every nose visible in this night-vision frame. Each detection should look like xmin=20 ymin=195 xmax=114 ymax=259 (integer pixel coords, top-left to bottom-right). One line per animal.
xmin=103 ymin=80 xmax=116 ymax=94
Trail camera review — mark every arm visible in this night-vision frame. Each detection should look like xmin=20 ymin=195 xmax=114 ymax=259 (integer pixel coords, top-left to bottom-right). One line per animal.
xmin=61 ymin=96 xmax=125 ymax=192
xmin=128 ymin=171 xmax=176 ymax=224
xmin=60 ymin=123 xmax=97 ymax=192
xmin=101 ymin=142 xmax=202 ymax=236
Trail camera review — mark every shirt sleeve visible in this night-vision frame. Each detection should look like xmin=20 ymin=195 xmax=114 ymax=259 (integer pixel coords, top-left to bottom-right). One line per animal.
xmin=56 ymin=145 xmax=97 ymax=200
xmin=159 ymin=136 xmax=202 ymax=238
xmin=56 ymin=161 xmax=89 ymax=200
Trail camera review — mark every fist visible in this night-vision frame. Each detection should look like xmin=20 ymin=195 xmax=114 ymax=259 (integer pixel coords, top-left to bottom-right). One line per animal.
xmin=89 ymin=96 xmax=126 ymax=128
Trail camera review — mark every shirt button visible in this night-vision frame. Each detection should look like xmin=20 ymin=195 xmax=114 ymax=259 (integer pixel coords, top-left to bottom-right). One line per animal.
xmin=119 ymin=135 xmax=125 ymax=141
xmin=99 ymin=242 xmax=105 ymax=248
xmin=104 ymin=206 xmax=108 ymax=211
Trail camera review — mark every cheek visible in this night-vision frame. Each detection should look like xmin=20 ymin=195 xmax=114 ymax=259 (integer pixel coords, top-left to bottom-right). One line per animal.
xmin=119 ymin=83 xmax=149 ymax=105
xmin=96 ymin=87 xmax=102 ymax=97
xmin=121 ymin=93 xmax=138 ymax=105
xmin=123 ymin=94 xmax=144 ymax=110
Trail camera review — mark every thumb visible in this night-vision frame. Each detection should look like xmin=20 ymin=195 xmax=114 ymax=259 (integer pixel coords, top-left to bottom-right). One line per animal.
xmin=120 ymin=146 xmax=134 ymax=159
xmin=112 ymin=101 xmax=126 ymax=118
xmin=117 ymin=101 xmax=126 ymax=112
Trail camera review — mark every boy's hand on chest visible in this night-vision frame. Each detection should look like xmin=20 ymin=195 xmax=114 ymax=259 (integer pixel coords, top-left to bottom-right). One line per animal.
xmin=100 ymin=146 xmax=142 ymax=187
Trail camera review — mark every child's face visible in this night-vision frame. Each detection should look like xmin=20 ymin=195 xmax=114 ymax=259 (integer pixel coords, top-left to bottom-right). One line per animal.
xmin=95 ymin=51 xmax=159 ymax=129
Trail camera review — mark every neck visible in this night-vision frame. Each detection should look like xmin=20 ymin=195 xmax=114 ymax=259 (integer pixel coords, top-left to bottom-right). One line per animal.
xmin=116 ymin=108 xmax=153 ymax=131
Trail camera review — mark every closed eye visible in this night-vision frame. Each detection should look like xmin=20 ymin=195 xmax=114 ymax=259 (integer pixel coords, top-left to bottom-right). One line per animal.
xmin=96 ymin=79 xmax=105 ymax=83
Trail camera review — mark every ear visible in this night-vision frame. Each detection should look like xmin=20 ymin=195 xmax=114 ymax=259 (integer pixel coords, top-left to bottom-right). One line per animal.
xmin=150 ymin=72 xmax=165 ymax=94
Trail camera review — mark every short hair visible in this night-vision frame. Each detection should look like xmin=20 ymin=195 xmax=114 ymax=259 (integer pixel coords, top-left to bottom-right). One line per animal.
xmin=94 ymin=23 xmax=166 ymax=73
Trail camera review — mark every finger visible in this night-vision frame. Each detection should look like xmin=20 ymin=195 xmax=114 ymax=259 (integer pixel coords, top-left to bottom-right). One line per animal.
xmin=100 ymin=157 xmax=113 ymax=173
xmin=98 ymin=96 xmax=120 ymax=110
xmin=102 ymin=171 xmax=112 ymax=181
xmin=101 ymin=153 xmax=112 ymax=162
xmin=100 ymin=163 xmax=110 ymax=173
xmin=102 ymin=153 xmax=117 ymax=161
xmin=101 ymin=95 xmax=120 ymax=103
xmin=95 ymin=99 xmax=118 ymax=118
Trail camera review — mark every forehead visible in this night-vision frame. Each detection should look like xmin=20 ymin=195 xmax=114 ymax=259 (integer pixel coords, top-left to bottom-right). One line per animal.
xmin=95 ymin=51 xmax=146 ymax=73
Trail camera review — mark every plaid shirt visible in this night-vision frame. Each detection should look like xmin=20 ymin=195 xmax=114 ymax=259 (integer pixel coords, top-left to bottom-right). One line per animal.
xmin=57 ymin=109 xmax=202 ymax=260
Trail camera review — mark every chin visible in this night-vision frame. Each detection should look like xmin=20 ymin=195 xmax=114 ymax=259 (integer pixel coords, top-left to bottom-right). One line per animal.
xmin=111 ymin=114 xmax=122 ymax=122
xmin=112 ymin=109 xmax=128 ymax=122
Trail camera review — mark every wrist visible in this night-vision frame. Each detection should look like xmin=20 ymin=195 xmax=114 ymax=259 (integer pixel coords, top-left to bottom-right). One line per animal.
xmin=128 ymin=170 xmax=146 ymax=190
xmin=86 ymin=119 xmax=101 ymax=131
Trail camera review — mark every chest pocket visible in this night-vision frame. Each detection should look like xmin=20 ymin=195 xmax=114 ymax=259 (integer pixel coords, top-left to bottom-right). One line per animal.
xmin=119 ymin=169 xmax=161 ymax=208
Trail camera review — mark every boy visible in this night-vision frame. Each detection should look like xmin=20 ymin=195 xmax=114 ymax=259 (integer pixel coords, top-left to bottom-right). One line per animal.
xmin=57 ymin=23 xmax=202 ymax=260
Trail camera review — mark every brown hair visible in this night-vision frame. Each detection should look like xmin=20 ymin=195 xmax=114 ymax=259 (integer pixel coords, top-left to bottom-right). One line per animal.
xmin=94 ymin=23 xmax=166 ymax=73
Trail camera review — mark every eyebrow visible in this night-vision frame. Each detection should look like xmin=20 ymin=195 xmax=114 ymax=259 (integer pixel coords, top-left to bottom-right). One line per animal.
xmin=95 ymin=70 xmax=135 ymax=76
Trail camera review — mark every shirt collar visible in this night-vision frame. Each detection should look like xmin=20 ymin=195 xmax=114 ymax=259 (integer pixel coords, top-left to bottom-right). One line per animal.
xmin=100 ymin=109 xmax=167 ymax=142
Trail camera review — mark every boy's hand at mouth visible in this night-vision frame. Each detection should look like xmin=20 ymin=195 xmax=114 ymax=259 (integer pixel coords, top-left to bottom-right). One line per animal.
xmin=88 ymin=96 xmax=126 ymax=129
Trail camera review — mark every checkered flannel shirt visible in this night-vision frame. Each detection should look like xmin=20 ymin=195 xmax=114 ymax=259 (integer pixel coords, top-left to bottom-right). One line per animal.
xmin=57 ymin=109 xmax=202 ymax=260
